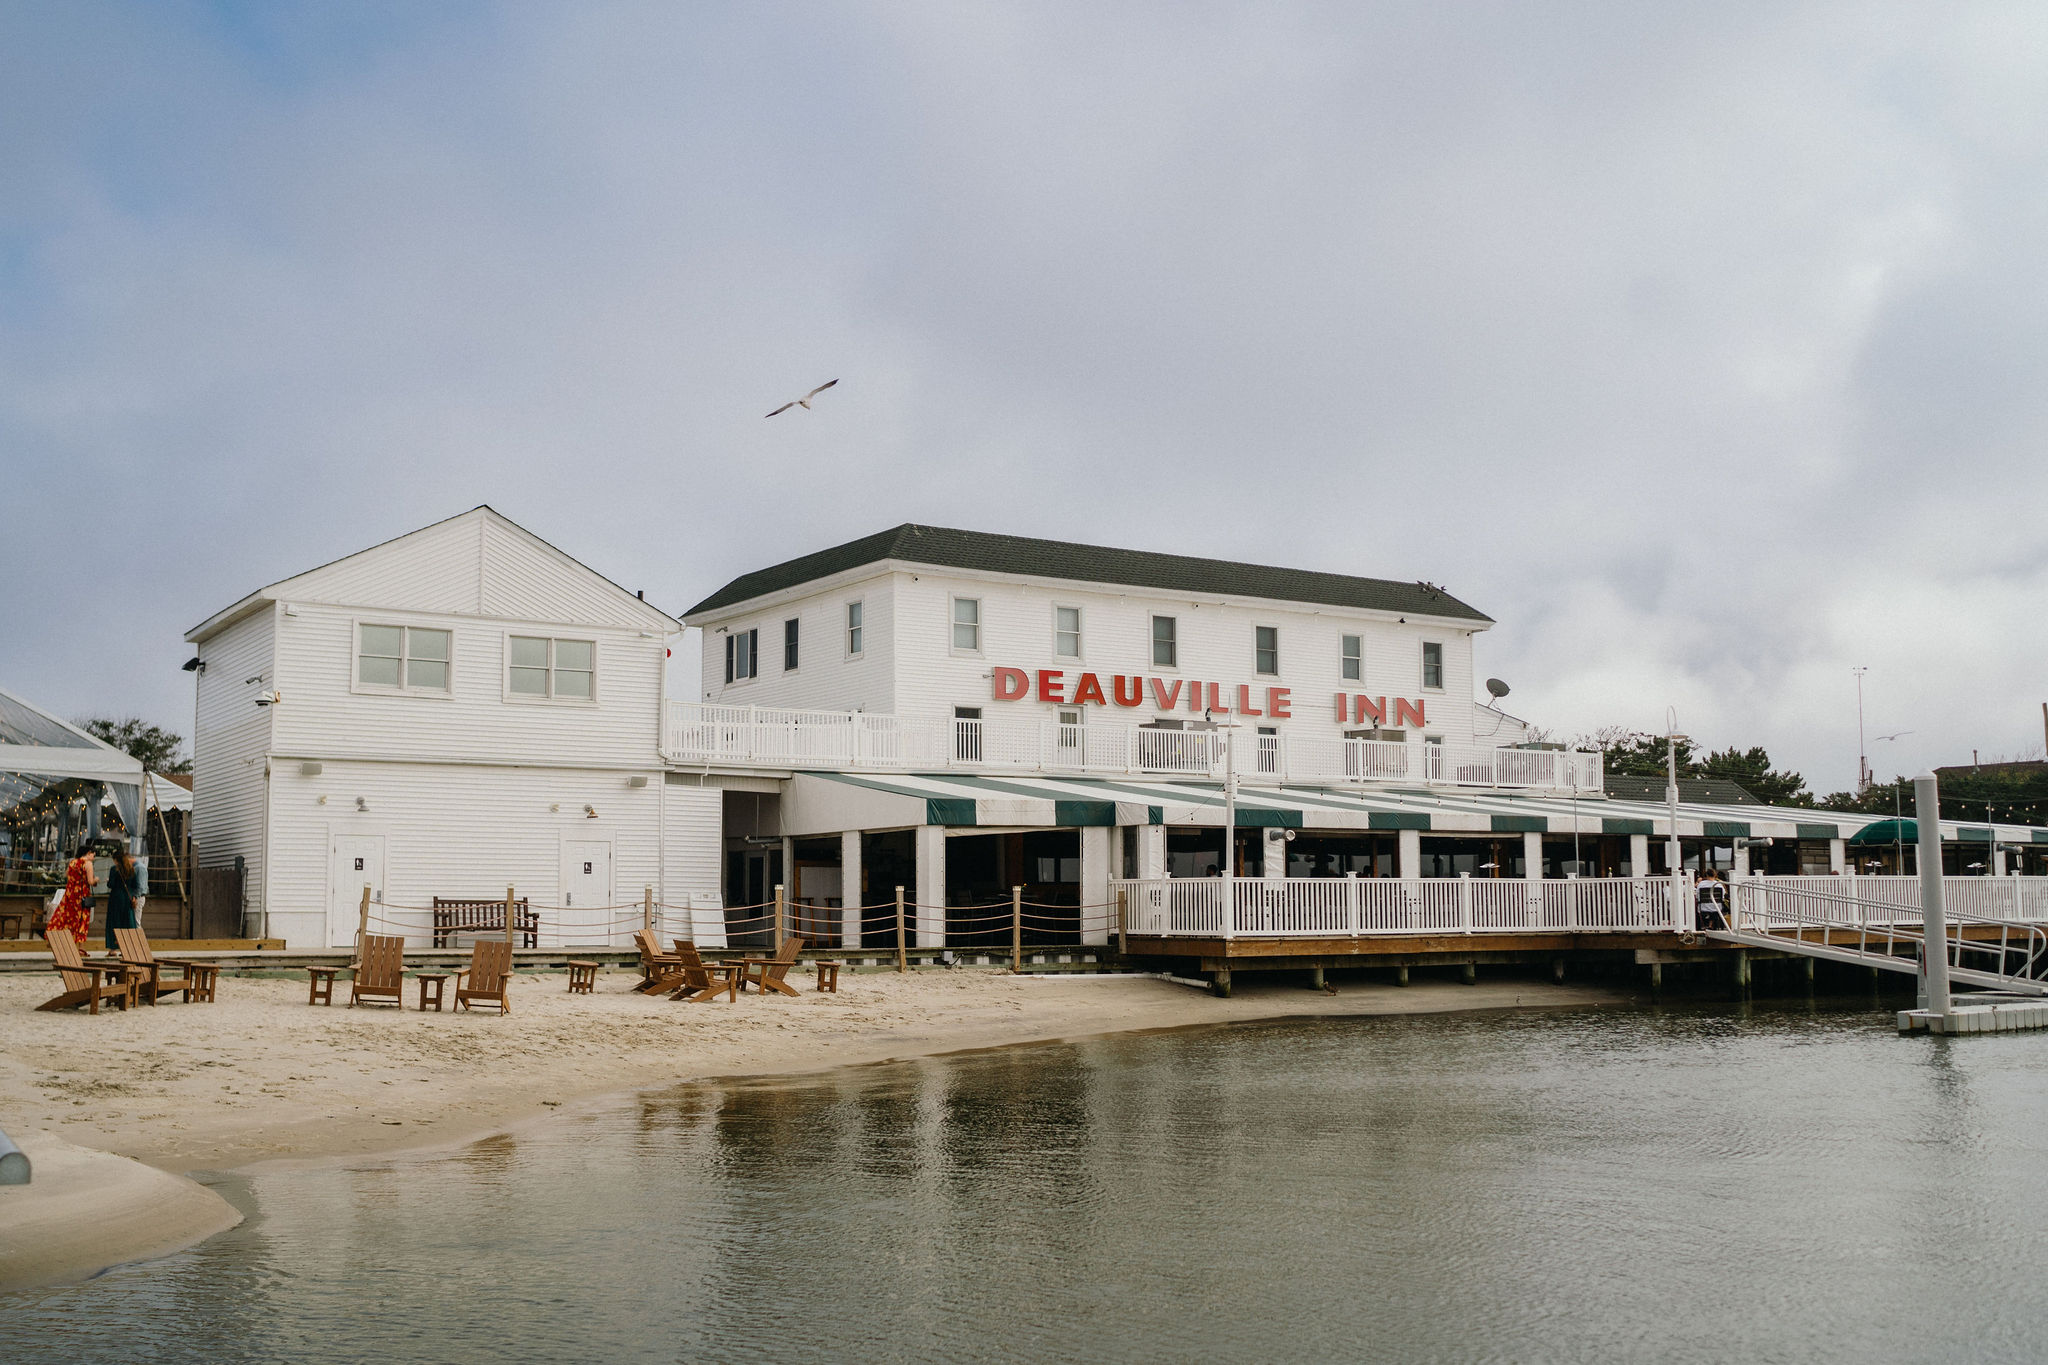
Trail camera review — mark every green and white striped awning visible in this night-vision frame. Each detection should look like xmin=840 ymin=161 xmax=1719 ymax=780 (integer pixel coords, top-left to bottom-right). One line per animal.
xmin=780 ymin=771 xmax=2048 ymax=845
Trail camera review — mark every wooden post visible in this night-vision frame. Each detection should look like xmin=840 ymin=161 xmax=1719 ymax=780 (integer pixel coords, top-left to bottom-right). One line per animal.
xmin=774 ymin=882 xmax=785 ymax=949
xmin=357 ymin=884 xmax=371 ymax=949
xmin=504 ymin=885 xmax=515 ymax=946
xmin=643 ymin=884 xmax=654 ymax=940
xmin=894 ymin=885 xmax=907 ymax=973
xmin=1011 ymin=885 xmax=1023 ymax=974
xmin=1116 ymin=888 xmax=1128 ymax=958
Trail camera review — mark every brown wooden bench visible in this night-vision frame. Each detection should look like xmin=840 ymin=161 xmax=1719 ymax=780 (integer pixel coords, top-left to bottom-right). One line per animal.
xmin=432 ymin=897 xmax=538 ymax=948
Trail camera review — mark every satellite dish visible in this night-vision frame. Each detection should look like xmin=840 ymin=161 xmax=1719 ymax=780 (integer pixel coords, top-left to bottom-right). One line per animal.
xmin=1485 ymin=678 xmax=1510 ymax=699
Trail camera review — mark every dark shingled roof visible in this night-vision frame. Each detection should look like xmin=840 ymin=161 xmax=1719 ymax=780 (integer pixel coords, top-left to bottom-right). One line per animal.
xmin=685 ymin=524 xmax=1493 ymax=621
xmin=1601 ymin=775 xmax=1764 ymax=806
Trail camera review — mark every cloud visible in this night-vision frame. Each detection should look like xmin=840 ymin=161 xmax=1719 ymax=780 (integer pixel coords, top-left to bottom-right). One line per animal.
xmin=3 ymin=1 xmax=2045 ymax=787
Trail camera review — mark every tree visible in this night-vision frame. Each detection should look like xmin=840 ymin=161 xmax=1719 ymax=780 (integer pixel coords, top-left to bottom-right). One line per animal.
xmin=1581 ymin=729 xmax=1700 ymax=779
xmin=78 ymin=716 xmax=189 ymax=773
xmin=1574 ymin=728 xmax=1813 ymax=805
xmin=1695 ymin=746 xmax=1812 ymax=806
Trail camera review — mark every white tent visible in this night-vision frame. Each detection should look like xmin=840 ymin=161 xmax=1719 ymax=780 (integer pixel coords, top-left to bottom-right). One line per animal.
xmin=0 ymin=687 xmax=147 ymax=876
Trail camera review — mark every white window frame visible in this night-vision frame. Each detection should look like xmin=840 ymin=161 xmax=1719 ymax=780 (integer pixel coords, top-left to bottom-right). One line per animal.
xmin=783 ymin=617 xmax=800 ymax=673
xmin=351 ymin=620 xmax=455 ymax=698
xmin=504 ymin=632 xmax=600 ymax=704
xmin=950 ymin=595 xmax=982 ymax=656
xmin=1341 ymin=634 xmax=1362 ymax=682
xmin=1151 ymin=614 xmax=1178 ymax=669
xmin=1421 ymin=640 xmax=1445 ymax=691
xmin=1052 ymin=603 xmax=1083 ymax=660
xmin=1254 ymin=624 xmax=1280 ymax=677
xmin=845 ymin=600 xmax=864 ymax=659
xmin=723 ymin=627 xmax=760 ymax=686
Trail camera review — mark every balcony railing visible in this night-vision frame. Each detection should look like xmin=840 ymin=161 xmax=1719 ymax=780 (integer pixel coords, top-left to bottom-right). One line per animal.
xmin=1112 ymin=875 xmax=1695 ymax=936
xmin=662 ymin=701 xmax=1603 ymax=792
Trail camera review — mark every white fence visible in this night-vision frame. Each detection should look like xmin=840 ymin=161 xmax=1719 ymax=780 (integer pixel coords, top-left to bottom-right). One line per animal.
xmin=664 ymin=701 xmax=1603 ymax=793
xmin=1110 ymin=875 xmax=1695 ymax=938
xmin=1731 ymin=875 xmax=2048 ymax=932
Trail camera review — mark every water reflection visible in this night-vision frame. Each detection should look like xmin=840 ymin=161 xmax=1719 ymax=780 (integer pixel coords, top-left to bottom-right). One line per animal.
xmin=11 ymin=1002 xmax=2048 ymax=1364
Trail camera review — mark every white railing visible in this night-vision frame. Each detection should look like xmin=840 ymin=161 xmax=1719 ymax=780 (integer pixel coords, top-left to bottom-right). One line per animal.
xmin=1735 ymin=875 xmax=2048 ymax=931
xmin=1112 ymin=874 xmax=1694 ymax=938
xmin=664 ymin=701 xmax=1603 ymax=792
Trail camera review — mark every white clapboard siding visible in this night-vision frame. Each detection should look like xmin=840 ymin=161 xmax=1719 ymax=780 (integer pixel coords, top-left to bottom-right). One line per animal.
xmin=189 ymin=606 xmax=275 ymax=931
xmin=270 ymin=602 xmax=664 ymax=771
xmin=662 ymin=779 xmax=725 ymax=947
xmin=698 ymin=573 xmax=900 ymax=715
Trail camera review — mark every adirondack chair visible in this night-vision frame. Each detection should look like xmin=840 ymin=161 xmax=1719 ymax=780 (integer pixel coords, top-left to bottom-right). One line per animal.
xmin=38 ymin=929 xmax=138 ymax=1014
xmin=739 ymin=935 xmax=806 ymax=998
xmin=350 ymin=934 xmax=406 ymax=1008
xmin=633 ymin=929 xmax=689 ymax=994
xmin=113 ymin=926 xmax=220 ymax=1004
xmin=663 ymin=939 xmax=740 ymax=1004
xmin=455 ymin=939 xmax=514 ymax=1014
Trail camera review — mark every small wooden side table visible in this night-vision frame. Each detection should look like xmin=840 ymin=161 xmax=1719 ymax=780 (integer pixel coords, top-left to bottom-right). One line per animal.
xmin=566 ymin=961 xmax=598 ymax=994
xmin=415 ymin=972 xmax=453 ymax=1012
xmin=813 ymin=961 xmax=842 ymax=993
xmin=0 ymin=911 xmax=27 ymax=940
xmin=307 ymin=966 xmax=342 ymax=1007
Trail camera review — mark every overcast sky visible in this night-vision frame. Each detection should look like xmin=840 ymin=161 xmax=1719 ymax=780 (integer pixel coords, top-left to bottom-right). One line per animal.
xmin=5 ymin=2 xmax=2045 ymax=793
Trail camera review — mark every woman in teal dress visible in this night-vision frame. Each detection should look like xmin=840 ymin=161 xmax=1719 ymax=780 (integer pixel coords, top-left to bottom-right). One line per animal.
xmin=105 ymin=847 xmax=141 ymax=951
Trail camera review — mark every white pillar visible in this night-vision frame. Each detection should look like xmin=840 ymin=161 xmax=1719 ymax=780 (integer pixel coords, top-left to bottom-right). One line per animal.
xmin=1398 ymin=828 xmax=1422 ymax=879
xmin=1629 ymin=833 xmax=1650 ymax=878
xmin=1828 ymin=838 xmax=1846 ymax=874
xmin=779 ymin=835 xmax=796 ymax=912
xmin=1264 ymin=828 xmax=1287 ymax=880
xmin=1732 ymin=843 xmax=1750 ymax=877
xmin=915 ymin=824 xmax=946 ymax=947
xmin=1079 ymin=826 xmax=1112 ymax=945
xmin=1522 ymin=830 xmax=1543 ymax=878
xmin=840 ymin=829 xmax=863 ymax=948
xmin=1138 ymin=824 xmax=1167 ymax=880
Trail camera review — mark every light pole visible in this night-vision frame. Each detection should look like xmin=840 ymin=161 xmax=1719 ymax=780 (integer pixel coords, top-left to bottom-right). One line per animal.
xmin=1872 ymin=732 xmax=1913 ymax=873
xmin=1852 ymin=666 xmax=1870 ymax=792
xmin=1666 ymin=707 xmax=1688 ymax=929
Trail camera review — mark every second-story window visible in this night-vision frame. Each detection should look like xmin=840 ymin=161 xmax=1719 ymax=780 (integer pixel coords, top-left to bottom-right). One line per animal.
xmin=1055 ymin=606 xmax=1081 ymax=658
xmin=1152 ymin=615 xmax=1177 ymax=668
xmin=724 ymin=628 xmax=759 ymax=683
xmin=1255 ymin=625 xmax=1279 ymax=676
xmin=1342 ymin=634 xmax=1362 ymax=682
xmin=846 ymin=601 xmax=863 ymax=657
xmin=358 ymin=624 xmax=451 ymax=693
xmin=952 ymin=597 xmax=981 ymax=652
xmin=784 ymin=618 xmax=800 ymax=671
xmin=1422 ymin=641 xmax=1444 ymax=690
xmin=510 ymin=636 xmax=595 ymax=699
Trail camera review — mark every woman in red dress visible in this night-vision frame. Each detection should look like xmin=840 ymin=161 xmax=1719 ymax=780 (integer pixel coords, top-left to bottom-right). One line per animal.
xmin=47 ymin=843 xmax=96 ymax=943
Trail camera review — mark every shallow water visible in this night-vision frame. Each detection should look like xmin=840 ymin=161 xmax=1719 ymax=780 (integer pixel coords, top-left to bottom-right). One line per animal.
xmin=9 ymin=998 xmax=2048 ymax=1364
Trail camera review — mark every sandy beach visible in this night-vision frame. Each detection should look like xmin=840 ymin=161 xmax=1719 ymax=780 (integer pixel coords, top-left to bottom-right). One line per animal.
xmin=0 ymin=964 xmax=1622 ymax=1288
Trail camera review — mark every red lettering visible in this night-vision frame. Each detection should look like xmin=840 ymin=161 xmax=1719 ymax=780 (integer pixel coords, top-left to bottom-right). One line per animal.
xmin=1189 ymin=682 xmax=1202 ymax=714
xmin=993 ymin=667 xmax=1029 ymax=701
xmin=1355 ymin=696 xmax=1387 ymax=726
xmin=1235 ymin=684 xmax=1262 ymax=717
xmin=1394 ymin=697 xmax=1427 ymax=728
xmin=1206 ymin=682 xmax=1228 ymax=714
xmin=1268 ymin=687 xmax=1291 ymax=719
xmin=1112 ymin=674 xmax=1144 ymax=707
xmin=1335 ymin=692 xmax=1348 ymax=721
xmin=1073 ymin=673 xmax=1107 ymax=706
xmin=1151 ymin=677 xmax=1184 ymax=710
xmin=1036 ymin=670 xmax=1065 ymax=703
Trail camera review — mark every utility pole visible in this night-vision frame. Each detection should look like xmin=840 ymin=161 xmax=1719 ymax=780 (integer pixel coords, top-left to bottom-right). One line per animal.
xmin=1853 ymin=666 xmax=1870 ymax=793
xmin=1221 ymin=718 xmax=1237 ymax=942
xmin=1666 ymin=709 xmax=1686 ymax=928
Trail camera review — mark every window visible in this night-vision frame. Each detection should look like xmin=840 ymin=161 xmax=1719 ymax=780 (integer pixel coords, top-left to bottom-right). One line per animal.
xmin=846 ymin=601 xmax=864 ymax=657
xmin=952 ymin=597 xmax=980 ymax=652
xmin=1152 ymin=615 xmax=1177 ymax=668
xmin=358 ymin=624 xmax=451 ymax=692
xmin=1341 ymin=634 xmax=1362 ymax=682
xmin=1255 ymin=625 xmax=1279 ymax=676
xmin=1054 ymin=606 xmax=1081 ymax=658
xmin=783 ymin=618 xmax=800 ymax=671
xmin=723 ymin=628 xmax=759 ymax=683
xmin=510 ymin=636 xmax=596 ymax=699
xmin=1422 ymin=641 xmax=1444 ymax=689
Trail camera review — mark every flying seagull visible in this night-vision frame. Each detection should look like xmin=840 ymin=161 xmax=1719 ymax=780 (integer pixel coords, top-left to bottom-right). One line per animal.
xmin=765 ymin=379 xmax=838 ymax=417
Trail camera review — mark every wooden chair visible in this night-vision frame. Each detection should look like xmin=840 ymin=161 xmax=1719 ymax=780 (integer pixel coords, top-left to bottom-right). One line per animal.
xmin=37 ymin=929 xmax=138 ymax=1014
xmin=663 ymin=939 xmax=740 ymax=1004
xmin=455 ymin=939 xmax=514 ymax=1014
xmin=739 ymin=935 xmax=806 ymax=998
xmin=113 ymin=926 xmax=219 ymax=1004
xmin=349 ymin=934 xmax=406 ymax=1008
xmin=633 ymin=929 xmax=689 ymax=994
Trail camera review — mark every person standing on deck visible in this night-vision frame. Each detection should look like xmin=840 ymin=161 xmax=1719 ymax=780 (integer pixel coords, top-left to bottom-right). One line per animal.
xmin=48 ymin=842 xmax=95 ymax=943
xmin=1696 ymin=869 xmax=1729 ymax=930
xmin=104 ymin=847 xmax=141 ymax=951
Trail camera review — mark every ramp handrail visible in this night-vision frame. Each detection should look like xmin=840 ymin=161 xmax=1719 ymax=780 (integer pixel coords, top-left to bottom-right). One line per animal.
xmin=1729 ymin=880 xmax=2048 ymax=986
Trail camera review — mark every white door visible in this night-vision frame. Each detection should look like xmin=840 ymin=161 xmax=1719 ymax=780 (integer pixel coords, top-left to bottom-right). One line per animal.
xmin=331 ymin=835 xmax=386 ymax=948
xmin=558 ymin=840 xmax=614 ymax=946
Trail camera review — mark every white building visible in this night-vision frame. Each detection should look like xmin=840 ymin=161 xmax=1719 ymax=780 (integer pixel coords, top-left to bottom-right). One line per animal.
xmin=184 ymin=507 xmax=721 ymax=948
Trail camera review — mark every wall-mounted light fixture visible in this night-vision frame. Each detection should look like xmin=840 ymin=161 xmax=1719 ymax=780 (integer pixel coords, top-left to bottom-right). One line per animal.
xmin=300 ymin=761 xmax=323 ymax=777
xmin=550 ymin=803 xmax=561 ymax=813
xmin=584 ymin=805 xmax=598 ymax=819
xmin=182 ymin=656 xmax=205 ymax=674
xmin=355 ymin=796 xmax=368 ymax=812
xmin=317 ymin=795 xmax=328 ymax=806
xmin=627 ymin=775 xmax=649 ymax=788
